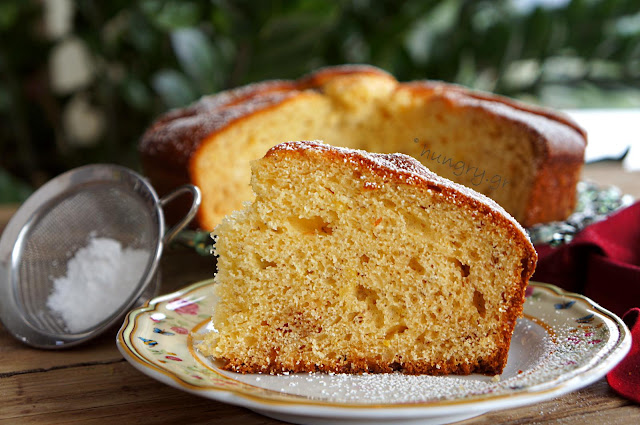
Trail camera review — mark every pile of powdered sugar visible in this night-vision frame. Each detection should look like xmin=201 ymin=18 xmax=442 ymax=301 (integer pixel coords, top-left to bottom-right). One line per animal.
xmin=46 ymin=237 xmax=149 ymax=333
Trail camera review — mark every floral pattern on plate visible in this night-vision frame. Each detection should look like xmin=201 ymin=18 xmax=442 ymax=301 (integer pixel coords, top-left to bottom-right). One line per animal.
xmin=117 ymin=280 xmax=630 ymax=424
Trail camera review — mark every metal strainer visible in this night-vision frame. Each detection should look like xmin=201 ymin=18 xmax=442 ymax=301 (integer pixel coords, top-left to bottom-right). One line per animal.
xmin=0 ymin=164 xmax=201 ymax=349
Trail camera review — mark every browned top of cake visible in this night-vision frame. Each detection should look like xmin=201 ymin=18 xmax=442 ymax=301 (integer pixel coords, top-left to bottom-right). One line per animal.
xmin=400 ymin=82 xmax=586 ymax=162
xmin=139 ymin=65 xmax=586 ymax=171
xmin=266 ymin=140 xmax=538 ymax=277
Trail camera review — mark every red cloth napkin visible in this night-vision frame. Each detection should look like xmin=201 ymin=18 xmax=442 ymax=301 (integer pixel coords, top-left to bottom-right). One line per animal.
xmin=533 ymin=201 xmax=640 ymax=403
xmin=607 ymin=309 xmax=640 ymax=403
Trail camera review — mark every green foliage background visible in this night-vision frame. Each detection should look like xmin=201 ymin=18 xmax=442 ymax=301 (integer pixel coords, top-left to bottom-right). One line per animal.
xmin=1 ymin=0 xmax=639 ymax=202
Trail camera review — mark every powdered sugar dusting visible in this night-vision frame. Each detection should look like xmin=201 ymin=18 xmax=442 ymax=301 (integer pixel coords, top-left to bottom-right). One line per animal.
xmin=191 ymin=80 xmax=294 ymax=114
xmin=445 ymin=92 xmax=585 ymax=156
xmin=141 ymin=91 xmax=299 ymax=162
xmin=47 ymin=236 xmax=149 ymax=333
xmin=402 ymin=80 xmax=586 ymax=143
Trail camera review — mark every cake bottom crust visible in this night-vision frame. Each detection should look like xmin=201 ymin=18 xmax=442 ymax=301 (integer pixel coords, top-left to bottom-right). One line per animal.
xmin=219 ymin=347 xmax=508 ymax=376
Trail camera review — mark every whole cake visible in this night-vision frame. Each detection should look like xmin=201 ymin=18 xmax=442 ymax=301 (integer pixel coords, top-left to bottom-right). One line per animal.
xmin=198 ymin=141 xmax=538 ymax=375
xmin=140 ymin=65 xmax=586 ymax=230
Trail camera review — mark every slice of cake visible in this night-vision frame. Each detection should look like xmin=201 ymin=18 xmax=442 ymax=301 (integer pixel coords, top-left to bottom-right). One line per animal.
xmin=199 ymin=141 xmax=537 ymax=375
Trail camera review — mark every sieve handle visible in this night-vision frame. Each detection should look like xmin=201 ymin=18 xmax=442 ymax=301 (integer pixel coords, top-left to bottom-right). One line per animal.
xmin=159 ymin=184 xmax=202 ymax=245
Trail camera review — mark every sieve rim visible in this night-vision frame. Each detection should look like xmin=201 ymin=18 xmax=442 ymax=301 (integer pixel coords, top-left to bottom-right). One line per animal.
xmin=0 ymin=164 xmax=169 ymax=349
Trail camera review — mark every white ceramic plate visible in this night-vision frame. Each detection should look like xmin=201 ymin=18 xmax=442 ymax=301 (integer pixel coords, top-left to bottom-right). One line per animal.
xmin=117 ymin=280 xmax=630 ymax=425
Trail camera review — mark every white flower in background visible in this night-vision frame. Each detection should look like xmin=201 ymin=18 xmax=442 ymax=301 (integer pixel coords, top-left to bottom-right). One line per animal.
xmin=63 ymin=93 xmax=106 ymax=147
xmin=49 ymin=37 xmax=94 ymax=95
xmin=43 ymin=0 xmax=74 ymax=40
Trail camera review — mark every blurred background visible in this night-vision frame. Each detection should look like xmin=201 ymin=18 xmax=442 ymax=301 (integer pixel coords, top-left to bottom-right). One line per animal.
xmin=1 ymin=0 xmax=639 ymax=204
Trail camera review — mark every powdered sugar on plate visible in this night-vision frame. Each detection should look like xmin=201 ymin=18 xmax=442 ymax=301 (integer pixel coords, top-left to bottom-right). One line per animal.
xmin=47 ymin=236 xmax=149 ymax=333
xmin=219 ymin=317 xmax=556 ymax=403
xmin=118 ymin=280 xmax=630 ymax=425
xmin=208 ymin=285 xmax=622 ymax=404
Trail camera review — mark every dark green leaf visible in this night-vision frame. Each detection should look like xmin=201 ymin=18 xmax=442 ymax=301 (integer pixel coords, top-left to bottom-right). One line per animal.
xmin=0 ymin=1 xmax=20 ymax=31
xmin=171 ymin=27 xmax=221 ymax=93
xmin=151 ymin=69 xmax=198 ymax=108
xmin=126 ymin=10 xmax=159 ymax=52
xmin=121 ymin=77 xmax=152 ymax=110
xmin=141 ymin=0 xmax=201 ymax=30
xmin=0 ymin=168 xmax=33 ymax=203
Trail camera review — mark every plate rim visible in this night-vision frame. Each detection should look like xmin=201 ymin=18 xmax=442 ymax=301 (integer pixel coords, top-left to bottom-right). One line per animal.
xmin=116 ymin=280 xmax=631 ymax=418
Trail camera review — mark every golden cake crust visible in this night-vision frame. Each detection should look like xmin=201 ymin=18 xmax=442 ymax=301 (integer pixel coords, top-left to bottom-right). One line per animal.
xmin=139 ymin=65 xmax=586 ymax=228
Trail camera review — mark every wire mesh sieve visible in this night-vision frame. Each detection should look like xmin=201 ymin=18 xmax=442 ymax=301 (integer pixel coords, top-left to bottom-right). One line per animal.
xmin=0 ymin=164 xmax=200 ymax=348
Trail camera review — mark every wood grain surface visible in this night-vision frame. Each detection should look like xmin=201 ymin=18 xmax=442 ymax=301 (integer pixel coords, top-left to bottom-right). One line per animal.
xmin=1 ymin=161 xmax=639 ymax=424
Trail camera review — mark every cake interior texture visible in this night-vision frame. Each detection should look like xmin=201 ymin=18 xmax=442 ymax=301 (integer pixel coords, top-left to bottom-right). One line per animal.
xmin=199 ymin=141 xmax=537 ymax=375
xmin=188 ymin=73 xmax=582 ymax=230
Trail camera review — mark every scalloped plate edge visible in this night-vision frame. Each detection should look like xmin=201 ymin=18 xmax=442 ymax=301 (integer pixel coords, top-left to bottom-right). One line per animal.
xmin=116 ymin=280 xmax=631 ymax=420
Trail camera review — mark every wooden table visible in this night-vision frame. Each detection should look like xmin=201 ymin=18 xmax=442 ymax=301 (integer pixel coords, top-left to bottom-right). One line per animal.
xmin=1 ymin=161 xmax=639 ymax=424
